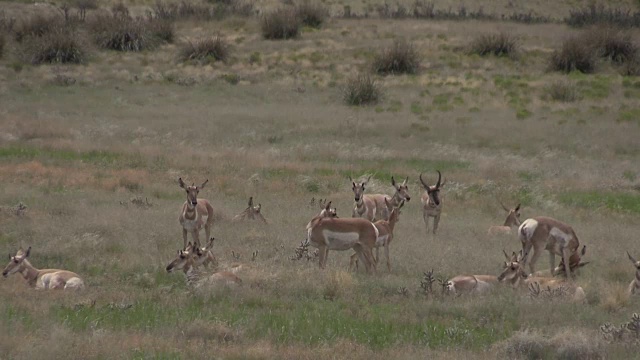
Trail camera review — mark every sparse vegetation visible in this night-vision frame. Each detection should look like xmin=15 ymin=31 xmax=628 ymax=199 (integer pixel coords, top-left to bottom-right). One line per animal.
xmin=21 ymin=28 xmax=88 ymax=64
xmin=566 ymin=4 xmax=640 ymax=28
xmin=372 ymin=39 xmax=420 ymax=75
xmin=260 ymin=8 xmax=301 ymax=40
xmin=295 ymin=1 xmax=328 ymax=28
xmin=545 ymin=81 xmax=579 ymax=102
xmin=470 ymin=32 xmax=519 ymax=57
xmin=343 ymin=73 xmax=383 ymax=105
xmin=179 ymin=35 xmax=230 ymax=64
xmin=549 ymin=37 xmax=597 ymax=73
xmin=0 ymin=34 xmax=4 ymax=59
xmin=89 ymin=16 xmax=169 ymax=51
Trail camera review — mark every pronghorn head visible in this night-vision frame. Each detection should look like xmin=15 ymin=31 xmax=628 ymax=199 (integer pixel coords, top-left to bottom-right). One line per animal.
xmin=247 ymin=197 xmax=263 ymax=217
xmin=319 ymin=201 xmax=338 ymax=219
xmin=498 ymin=250 xmax=527 ymax=282
xmin=499 ymin=200 xmax=521 ymax=227
xmin=3 ymin=247 xmax=31 ymax=278
xmin=628 ymin=251 xmax=640 ymax=270
xmin=420 ymin=170 xmax=443 ymax=206
xmin=349 ymin=175 xmax=371 ymax=202
xmin=178 ymin=177 xmax=208 ymax=209
xmin=166 ymin=244 xmax=193 ymax=273
xmin=384 ymin=198 xmax=403 ymax=225
xmin=192 ymin=238 xmax=217 ymax=267
xmin=391 ymin=176 xmax=411 ymax=202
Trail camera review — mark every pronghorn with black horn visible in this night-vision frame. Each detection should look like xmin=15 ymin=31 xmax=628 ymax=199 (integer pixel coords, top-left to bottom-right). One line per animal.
xmin=178 ymin=177 xmax=214 ymax=249
xmin=350 ymin=175 xmax=376 ymax=221
xmin=2 ymin=247 xmax=85 ymax=290
xmin=627 ymin=252 xmax=640 ymax=296
xmin=305 ymin=211 xmax=378 ymax=273
xmin=350 ymin=198 xmax=404 ymax=272
xmin=487 ymin=201 xmax=521 ymax=236
xmin=498 ymin=250 xmax=586 ymax=302
xmin=518 ymin=216 xmax=583 ymax=279
xmin=420 ymin=170 xmax=445 ymax=237
xmin=166 ymin=243 xmax=241 ymax=286
xmin=191 ymin=237 xmax=218 ymax=269
xmin=232 ymin=197 xmax=267 ymax=223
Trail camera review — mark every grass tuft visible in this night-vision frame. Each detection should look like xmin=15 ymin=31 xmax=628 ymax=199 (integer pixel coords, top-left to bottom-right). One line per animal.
xmin=89 ymin=16 xmax=168 ymax=52
xmin=260 ymin=8 xmax=301 ymax=40
xmin=545 ymin=81 xmax=579 ymax=102
xmin=21 ymin=28 xmax=88 ymax=64
xmin=372 ymin=39 xmax=420 ymax=75
xmin=295 ymin=1 xmax=328 ymax=28
xmin=0 ymin=34 xmax=4 ymax=59
xmin=179 ymin=35 xmax=230 ymax=64
xmin=549 ymin=37 xmax=596 ymax=74
xmin=343 ymin=73 xmax=383 ymax=106
xmin=470 ymin=32 xmax=519 ymax=57
xmin=14 ymin=15 xmax=62 ymax=43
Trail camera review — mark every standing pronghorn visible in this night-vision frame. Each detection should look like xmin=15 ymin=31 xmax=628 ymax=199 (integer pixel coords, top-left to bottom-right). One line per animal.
xmin=350 ymin=176 xmax=376 ymax=221
xmin=232 ymin=197 xmax=267 ymax=223
xmin=305 ymin=213 xmax=378 ymax=273
xmin=627 ymin=252 xmax=640 ymax=296
xmin=178 ymin=177 xmax=214 ymax=249
xmin=362 ymin=176 xmax=411 ymax=221
xmin=420 ymin=170 xmax=445 ymax=237
xmin=350 ymin=198 xmax=404 ymax=272
xmin=518 ymin=216 xmax=583 ymax=278
xmin=2 ymin=247 xmax=84 ymax=290
xmin=487 ymin=201 xmax=521 ymax=236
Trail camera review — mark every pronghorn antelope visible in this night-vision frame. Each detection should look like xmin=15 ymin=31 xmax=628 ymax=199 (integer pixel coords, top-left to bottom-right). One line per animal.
xmin=487 ymin=201 xmax=521 ymax=236
xmin=627 ymin=252 xmax=640 ymax=296
xmin=305 ymin=215 xmax=378 ymax=273
xmin=165 ymin=245 xmax=241 ymax=286
xmin=420 ymin=170 xmax=445 ymax=237
xmin=531 ymin=245 xmax=589 ymax=277
xmin=2 ymin=247 xmax=84 ymax=290
xmin=306 ymin=201 xmax=338 ymax=230
xmin=442 ymin=274 xmax=498 ymax=296
xmin=191 ymin=237 xmax=218 ymax=269
xmin=498 ymin=251 xmax=586 ymax=302
xmin=351 ymin=176 xmax=410 ymax=221
xmin=178 ymin=177 xmax=214 ymax=249
xmin=232 ymin=197 xmax=267 ymax=223
xmin=518 ymin=216 xmax=583 ymax=278
xmin=349 ymin=176 xmax=376 ymax=221
xmin=349 ymin=198 xmax=404 ymax=272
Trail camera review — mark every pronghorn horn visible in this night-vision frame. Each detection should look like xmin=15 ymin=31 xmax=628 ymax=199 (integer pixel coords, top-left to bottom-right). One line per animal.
xmin=581 ymin=245 xmax=586 ymax=256
xmin=365 ymin=175 xmax=371 ymax=184
xmin=419 ymin=173 xmax=429 ymax=189
xmin=178 ymin=177 xmax=186 ymax=189
xmin=325 ymin=201 xmax=332 ymax=211
xmin=515 ymin=203 xmax=521 ymax=212
xmin=25 ymin=246 xmax=31 ymax=258
xmin=403 ymin=176 xmax=408 ymax=186
xmin=248 ymin=197 xmax=253 ymax=207
xmin=628 ymin=251 xmax=638 ymax=264
xmin=436 ymin=170 xmax=442 ymax=189
xmin=200 ymin=179 xmax=209 ymax=189
xmin=391 ymin=176 xmax=397 ymax=188
xmin=498 ymin=199 xmax=509 ymax=212
xmin=503 ymin=249 xmax=511 ymax=260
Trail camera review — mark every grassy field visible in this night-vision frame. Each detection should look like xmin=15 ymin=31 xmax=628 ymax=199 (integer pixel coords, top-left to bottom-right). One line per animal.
xmin=1 ymin=0 xmax=640 ymax=359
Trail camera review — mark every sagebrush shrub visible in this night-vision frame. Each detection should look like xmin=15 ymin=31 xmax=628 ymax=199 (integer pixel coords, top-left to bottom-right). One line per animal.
xmin=296 ymin=1 xmax=328 ymax=28
xmin=372 ymin=39 xmax=420 ymax=75
xmin=545 ymin=81 xmax=579 ymax=102
xmin=22 ymin=28 xmax=88 ymax=64
xmin=587 ymin=27 xmax=637 ymax=64
xmin=261 ymin=8 xmax=300 ymax=40
xmin=90 ymin=16 xmax=167 ymax=51
xmin=470 ymin=32 xmax=519 ymax=57
xmin=14 ymin=15 xmax=62 ymax=43
xmin=0 ymin=35 xmax=4 ymax=59
xmin=179 ymin=35 xmax=230 ymax=64
xmin=549 ymin=37 xmax=596 ymax=73
xmin=343 ymin=73 xmax=383 ymax=106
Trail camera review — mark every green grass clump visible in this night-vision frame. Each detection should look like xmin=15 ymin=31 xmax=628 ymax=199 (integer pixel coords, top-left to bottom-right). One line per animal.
xmin=470 ymin=32 xmax=519 ymax=57
xmin=558 ymin=191 xmax=640 ymax=214
xmin=179 ymin=35 xmax=230 ymax=64
xmin=261 ymin=8 xmax=301 ymax=40
xmin=343 ymin=73 xmax=383 ymax=106
xmin=372 ymin=39 xmax=420 ymax=75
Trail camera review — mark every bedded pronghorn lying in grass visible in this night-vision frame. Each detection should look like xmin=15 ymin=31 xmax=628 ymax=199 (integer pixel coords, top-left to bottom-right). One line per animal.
xmin=2 ymin=247 xmax=84 ymax=290
xmin=628 ymin=252 xmax=640 ymax=296
xmin=518 ymin=216 xmax=583 ymax=278
xmin=441 ymin=274 xmax=498 ymax=296
xmin=487 ymin=201 xmax=521 ymax=236
xmin=232 ymin=197 xmax=267 ymax=223
xmin=349 ymin=199 xmax=403 ymax=272
xmin=305 ymin=203 xmax=377 ymax=273
xmin=420 ymin=170 xmax=445 ymax=237
xmin=498 ymin=250 xmax=586 ymax=303
xmin=178 ymin=177 xmax=214 ymax=249
xmin=190 ymin=237 xmax=218 ymax=269
xmin=166 ymin=244 xmax=241 ymax=286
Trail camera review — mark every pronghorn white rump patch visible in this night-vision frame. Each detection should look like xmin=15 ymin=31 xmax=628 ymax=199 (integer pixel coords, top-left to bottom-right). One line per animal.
xmin=518 ymin=219 xmax=538 ymax=242
xmin=321 ymin=230 xmax=360 ymax=250
xmin=371 ymin=222 xmax=380 ymax=240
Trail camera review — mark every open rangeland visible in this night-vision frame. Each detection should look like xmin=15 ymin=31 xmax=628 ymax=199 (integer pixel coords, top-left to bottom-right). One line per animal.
xmin=1 ymin=0 xmax=640 ymax=359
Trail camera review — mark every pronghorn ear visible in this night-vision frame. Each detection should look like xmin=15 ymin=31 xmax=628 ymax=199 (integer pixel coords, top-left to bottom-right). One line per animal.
xmin=628 ymin=251 xmax=638 ymax=264
xmin=391 ymin=176 xmax=398 ymax=188
xmin=200 ymin=179 xmax=209 ymax=189
xmin=25 ymin=247 xmax=31 ymax=258
xmin=403 ymin=176 xmax=408 ymax=186
xmin=178 ymin=177 xmax=186 ymax=189
xmin=325 ymin=201 xmax=331 ymax=211
xmin=515 ymin=203 xmax=521 ymax=212
xmin=581 ymin=245 xmax=586 ymax=256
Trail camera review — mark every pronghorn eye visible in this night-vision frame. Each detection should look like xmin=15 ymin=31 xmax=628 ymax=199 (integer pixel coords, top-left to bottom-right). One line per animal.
xmin=13 ymin=259 xmax=19 ymax=263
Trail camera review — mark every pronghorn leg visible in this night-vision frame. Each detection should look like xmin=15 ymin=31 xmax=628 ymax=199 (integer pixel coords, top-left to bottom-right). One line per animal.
xmin=191 ymin=230 xmax=201 ymax=249
xmin=384 ymin=243 xmax=391 ymax=272
xmin=521 ymin=241 xmax=535 ymax=273
xmin=354 ymin=245 xmax=371 ymax=274
xmin=204 ymin=224 xmax=211 ymax=249
xmin=349 ymin=253 xmax=358 ymax=272
xmin=433 ymin=214 xmax=441 ymax=235
xmin=548 ymin=251 xmax=556 ymax=277
xmin=318 ymin=245 xmax=327 ymax=269
xmin=375 ymin=247 xmax=380 ymax=264
xmin=562 ymin=247 xmax=573 ymax=279
xmin=182 ymin=229 xmax=188 ymax=250
xmin=362 ymin=246 xmax=377 ymax=274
